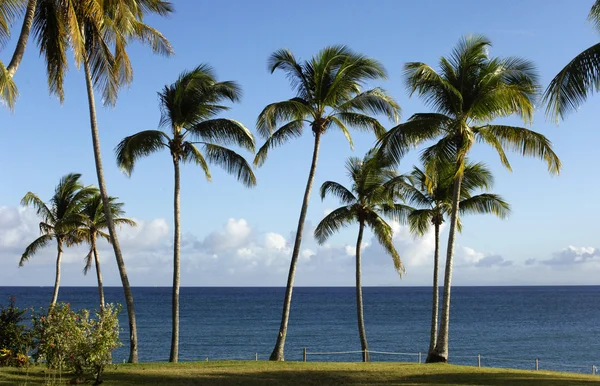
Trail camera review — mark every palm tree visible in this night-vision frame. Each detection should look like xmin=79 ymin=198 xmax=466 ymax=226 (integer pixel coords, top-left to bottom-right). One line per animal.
xmin=0 ymin=0 xmax=37 ymax=109
xmin=78 ymin=192 xmax=136 ymax=310
xmin=378 ymin=35 xmax=561 ymax=362
xmin=403 ymin=161 xmax=510 ymax=360
xmin=115 ymin=64 xmax=256 ymax=363
xmin=31 ymin=0 xmax=174 ymax=363
xmin=314 ymin=150 xmax=407 ymax=362
xmin=543 ymin=0 xmax=600 ymax=120
xmin=256 ymin=45 xmax=401 ymax=361
xmin=19 ymin=173 xmax=95 ymax=308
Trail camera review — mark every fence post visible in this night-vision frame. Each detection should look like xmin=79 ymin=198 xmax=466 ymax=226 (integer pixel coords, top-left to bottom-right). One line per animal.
xmin=418 ymin=352 xmax=422 ymax=364
xmin=593 ymin=365 xmax=596 ymax=375
xmin=255 ymin=353 xmax=258 ymax=361
xmin=535 ymin=359 xmax=539 ymax=371
xmin=477 ymin=354 xmax=481 ymax=368
xmin=205 ymin=357 xmax=208 ymax=362
xmin=303 ymin=348 xmax=307 ymax=363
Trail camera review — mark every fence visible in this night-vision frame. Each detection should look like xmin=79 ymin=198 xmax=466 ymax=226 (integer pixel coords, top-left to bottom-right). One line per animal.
xmin=300 ymin=348 xmax=599 ymax=375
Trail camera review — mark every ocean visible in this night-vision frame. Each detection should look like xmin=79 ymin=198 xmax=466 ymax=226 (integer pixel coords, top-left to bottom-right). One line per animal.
xmin=1 ymin=286 xmax=598 ymax=373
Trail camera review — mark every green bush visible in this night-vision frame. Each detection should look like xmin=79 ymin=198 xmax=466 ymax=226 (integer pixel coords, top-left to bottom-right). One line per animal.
xmin=0 ymin=296 xmax=32 ymax=367
xmin=33 ymin=303 xmax=122 ymax=383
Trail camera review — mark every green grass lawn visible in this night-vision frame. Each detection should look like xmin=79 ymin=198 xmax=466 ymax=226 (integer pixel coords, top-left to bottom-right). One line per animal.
xmin=1 ymin=361 xmax=598 ymax=385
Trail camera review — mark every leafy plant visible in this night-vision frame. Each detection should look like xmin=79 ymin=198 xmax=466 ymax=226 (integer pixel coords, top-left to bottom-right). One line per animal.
xmin=32 ymin=303 xmax=122 ymax=384
xmin=0 ymin=296 xmax=32 ymax=365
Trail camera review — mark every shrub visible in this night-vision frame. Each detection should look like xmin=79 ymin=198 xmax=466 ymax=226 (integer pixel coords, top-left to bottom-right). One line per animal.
xmin=33 ymin=303 xmax=122 ymax=384
xmin=0 ymin=297 xmax=32 ymax=367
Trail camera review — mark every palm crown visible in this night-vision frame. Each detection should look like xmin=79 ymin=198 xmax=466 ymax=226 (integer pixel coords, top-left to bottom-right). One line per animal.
xmin=543 ymin=0 xmax=600 ymax=120
xmin=116 ymin=64 xmax=256 ymax=186
xmin=380 ymin=35 xmax=561 ymax=180
xmin=314 ymin=150 xmax=407 ymax=275
xmin=254 ymin=45 xmax=401 ymax=166
xmin=33 ymin=0 xmax=173 ymax=103
xmin=405 ymin=161 xmax=511 ymax=235
xmin=78 ymin=192 xmax=136 ymax=274
xmin=20 ymin=173 xmax=96 ymax=265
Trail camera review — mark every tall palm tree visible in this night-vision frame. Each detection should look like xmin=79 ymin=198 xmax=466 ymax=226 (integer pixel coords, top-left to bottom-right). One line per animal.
xmin=379 ymin=35 xmax=561 ymax=362
xmin=0 ymin=0 xmax=37 ymax=109
xmin=78 ymin=192 xmax=136 ymax=310
xmin=543 ymin=0 xmax=600 ymax=120
xmin=256 ymin=45 xmax=401 ymax=361
xmin=314 ymin=150 xmax=407 ymax=362
xmin=115 ymin=64 xmax=256 ymax=363
xmin=403 ymin=161 xmax=510 ymax=360
xmin=19 ymin=173 xmax=95 ymax=308
xmin=31 ymin=0 xmax=174 ymax=363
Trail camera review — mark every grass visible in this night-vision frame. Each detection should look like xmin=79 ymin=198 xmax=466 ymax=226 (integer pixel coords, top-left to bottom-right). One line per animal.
xmin=0 ymin=361 xmax=598 ymax=385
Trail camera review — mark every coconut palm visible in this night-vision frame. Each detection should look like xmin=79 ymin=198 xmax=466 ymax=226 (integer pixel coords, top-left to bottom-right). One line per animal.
xmin=314 ymin=150 xmax=407 ymax=362
xmin=378 ymin=35 xmax=561 ymax=362
xmin=256 ymin=45 xmax=401 ymax=361
xmin=31 ymin=0 xmax=174 ymax=363
xmin=78 ymin=192 xmax=136 ymax=310
xmin=0 ymin=0 xmax=37 ymax=109
xmin=19 ymin=173 xmax=95 ymax=308
xmin=543 ymin=0 xmax=600 ymax=120
xmin=403 ymin=161 xmax=510 ymax=359
xmin=115 ymin=64 xmax=256 ymax=363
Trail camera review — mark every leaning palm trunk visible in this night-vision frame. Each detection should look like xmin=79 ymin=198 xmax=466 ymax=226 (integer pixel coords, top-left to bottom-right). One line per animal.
xmin=355 ymin=221 xmax=369 ymax=362
xmin=427 ymin=221 xmax=441 ymax=359
xmin=270 ymin=132 xmax=322 ymax=361
xmin=429 ymin=175 xmax=463 ymax=363
xmin=169 ymin=157 xmax=181 ymax=363
xmin=50 ymin=240 xmax=63 ymax=309
xmin=83 ymin=51 xmax=138 ymax=363
xmin=92 ymin=234 xmax=105 ymax=310
xmin=6 ymin=0 xmax=36 ymax=76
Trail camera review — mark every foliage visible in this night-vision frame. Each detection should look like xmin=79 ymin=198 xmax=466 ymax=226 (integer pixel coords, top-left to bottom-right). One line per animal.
xmin=115 ymin=64 xmax=256 ymax=187
xmin=32 ymin=303 xmax=122 ymax=382
xmin=0 ymin=297 xmax=32 ymax=365
xmin=314 ymin=150 xmax=409 ymax=275
xmin=254 ymin=45 xmax=401 ymax=167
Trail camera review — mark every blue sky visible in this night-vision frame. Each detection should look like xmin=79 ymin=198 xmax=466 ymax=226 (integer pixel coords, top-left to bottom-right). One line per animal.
xmin=0 ymin=0 xmax=599 ymax=287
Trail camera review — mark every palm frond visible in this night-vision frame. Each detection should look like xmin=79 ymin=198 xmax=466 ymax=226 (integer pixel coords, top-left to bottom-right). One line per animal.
xmin=0 ymin=0 xmax=26 ymax=48
xmin=314 ymin=205 xmax=355 ymax=244
xmin=83 ymin=249 xmax=93 ymax=275
xmin=542 ymin=42 xmax=600 ymax=121
xmin=320 ymin=181 xmax=356 ymax=204
xmin=181 ymin=142 xmax=211 ymax=181
xmin=332 ymin=112 xmax=387 ymax=138
xmin=256 ymin=99 xmax=311 ymax=138
xmin=187 ymin=118 xmax=255 ymax=152
xmin=115 ymin=130 xmax=169 ymax=175
xmin=0 ymin=60 xmax=18 ymax=110
xmin=201 ymin=143 xmax=256 ymax=187
xmin=408 ymin=208 xmax=435 ymax=236
xmin=19 ymin=234 xmax=53 ymax=266
xmin=366 ymin=213 xmax=404 ymax=276
xmin=476 ymin=125 xmax=561 ymax=175
xmin=329 ymin=115 xmax=354 ymax=149
xmin=378 ymin=113 xmax=451 ymax=164
xmin=253 ymin=119 xmax=304 ymax=167
xmin=335 ymin=87 xmax=401 ymax=123
xmin=459 ymin=193 xmax=511 ymax=219
xmin=21 ymin=192 xmax=55 ymax=224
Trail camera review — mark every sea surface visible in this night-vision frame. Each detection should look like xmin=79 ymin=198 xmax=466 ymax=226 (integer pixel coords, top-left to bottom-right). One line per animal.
xmin=1 ymin=286 xmax=599 ymax=374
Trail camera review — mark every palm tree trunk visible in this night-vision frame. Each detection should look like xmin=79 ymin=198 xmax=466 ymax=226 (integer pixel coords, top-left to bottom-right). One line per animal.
xmin=269 ymin=132 xmax=322 ymax=361
xmin=50 ymin=239 xmax=63 ymax=309
xmin=429 ymin=175 xmax=463 ymax=363
xmin=6 ymin=0 xmax=36 ymax=77
xmin=355 ymin=220 xmax=369 ymax=362
xmin=82 ymin=51 xmax=138 ymax=363
xmin=169 ymin=157 xmax=181 ymax=363
xmin=92 ymin=234 xmax=105 ymax=311
xmin=426 ymin=221 xmax=441 ymax=361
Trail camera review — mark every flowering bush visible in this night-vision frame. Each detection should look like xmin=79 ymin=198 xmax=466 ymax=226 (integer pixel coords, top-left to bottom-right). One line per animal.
xmin=0 ymin=296 xmax=32 ymax=367
xmin=33 ymin=303 xmax=122 ymax=383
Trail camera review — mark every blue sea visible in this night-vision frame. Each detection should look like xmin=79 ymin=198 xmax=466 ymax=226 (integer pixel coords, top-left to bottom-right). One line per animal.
xmin=1 ymin=286 xmax=599 ymax=374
